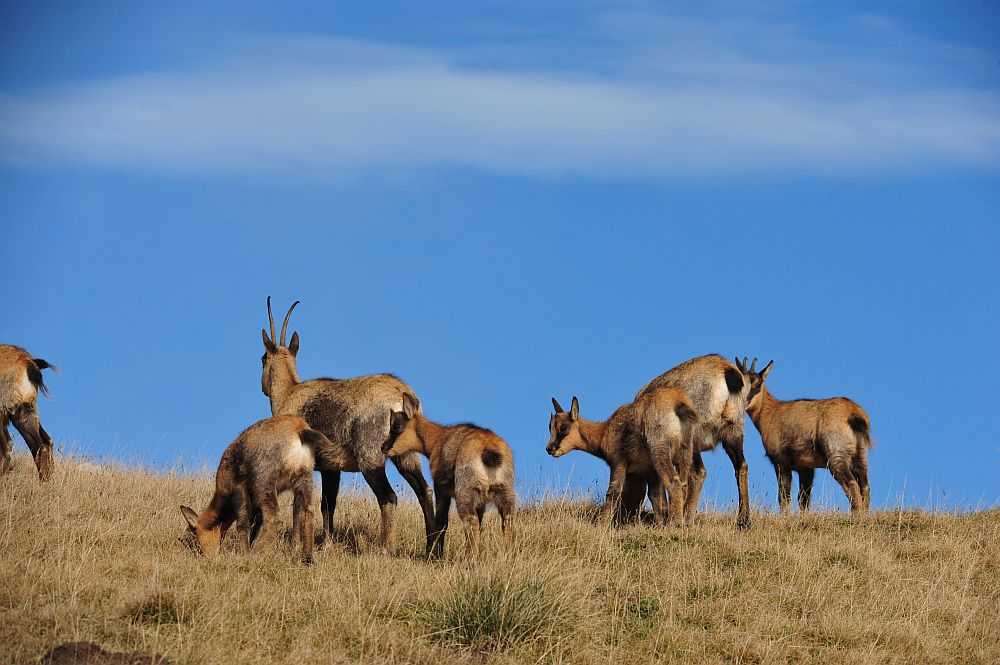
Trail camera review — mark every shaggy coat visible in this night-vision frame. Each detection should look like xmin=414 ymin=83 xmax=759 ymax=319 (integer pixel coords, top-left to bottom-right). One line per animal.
xmin=636 ymin=354 xmax=752 ymax=528
xmin=260 ymin=299 xmax=435 ymax=552
xmin=383 ymin=393 xmax=515 ymax=559
xmin=740 ymin=359 xmax=873 ymax=513
xmin=0 ymin=344 xmax=57 ymax=480
xmin=546 ymin=390 xmax=698 ymax=526
xmin=180 ymin=414 xmax=348 ymax=564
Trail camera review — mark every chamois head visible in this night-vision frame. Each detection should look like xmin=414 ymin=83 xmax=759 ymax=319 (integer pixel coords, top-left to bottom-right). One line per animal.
xmin=546 ymin=396 xmax=582 ymax=458
xmin=735 ymin=356 xmax=773 ymax=411
xmin=178 ymin=505 xmax=222 ymax=558
xmin=261 ymin=297 xmax=300 ymax=397
xmin=382 ymin=392 xmax=420 ymax=456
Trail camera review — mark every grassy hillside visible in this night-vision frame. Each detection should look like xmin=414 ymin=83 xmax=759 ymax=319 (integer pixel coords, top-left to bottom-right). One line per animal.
xmin=1 ymin=456 xmax=997 ymax=665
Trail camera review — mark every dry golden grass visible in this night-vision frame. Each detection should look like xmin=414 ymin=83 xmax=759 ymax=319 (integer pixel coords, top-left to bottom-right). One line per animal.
xmin=2 ymin=455 xmax=998 ymax=664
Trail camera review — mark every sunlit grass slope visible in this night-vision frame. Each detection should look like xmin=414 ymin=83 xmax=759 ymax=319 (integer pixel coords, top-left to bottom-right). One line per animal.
xmin=1 ymin=456 xmax=997 ymax=664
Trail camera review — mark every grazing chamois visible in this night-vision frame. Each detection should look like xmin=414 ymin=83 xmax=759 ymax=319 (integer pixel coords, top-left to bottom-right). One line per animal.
xmin=546 ymin=391 xmax=698 ymax=526
xmin=635 ymin=354 xmax=752 ymax=528
xmin=179 ymin=414 xmax=348 ymax=564
xmin=0 ymin=345 xmax=57 ymax=481
xmin=260 ymin=298 xmax=436 ymax=553
xmin=738 ymin=357 xmax=873 ymax=513
xmin=382 ymin=393 xmax=515 ymax=559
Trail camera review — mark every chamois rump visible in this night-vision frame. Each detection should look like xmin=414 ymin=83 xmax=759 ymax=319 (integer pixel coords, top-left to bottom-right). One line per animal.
xmin=636 ymin=354 xmax=752 ymax=529
xmin=0 ymin=344 xmax=57 ymax=481
xmin=382 ymin=393 xmax=515 ymax=559
xmin=179 ymin=414 xmax=348 ymax=564
xmin=738 ymin=358 xmax=873 ymax=513
xmin=260 ymin=298 xmax=436 ymax=553
xmin=546 ymin=391 xmax=698 ymax=526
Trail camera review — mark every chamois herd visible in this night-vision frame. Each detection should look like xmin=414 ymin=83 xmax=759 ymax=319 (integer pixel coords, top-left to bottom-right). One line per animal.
xmin=1 ymin=299 xmax=874 ymax=563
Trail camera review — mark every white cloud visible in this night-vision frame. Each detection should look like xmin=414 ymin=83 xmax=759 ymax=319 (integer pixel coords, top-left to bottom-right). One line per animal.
xmin=1 ymin=28 xmax=998 ymax=181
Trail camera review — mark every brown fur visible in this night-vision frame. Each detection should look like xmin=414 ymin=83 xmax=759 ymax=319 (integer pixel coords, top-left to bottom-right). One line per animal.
xmin=382 ymin=393 xmax=515 ymax=560
xmin=546 ymin=390 xmax=698 ymax=527
xmin=0 ymin=344 xmax=57 ymax=481
xmin=260 ymin=298 xmax=436 ymax=553
xmin=739 ymin=358 xmax=873 ymax=514
xmin=636 ymin=354 xmax=752 ymax=529
xmin=179 ymin=415 xmax=349 ymax=564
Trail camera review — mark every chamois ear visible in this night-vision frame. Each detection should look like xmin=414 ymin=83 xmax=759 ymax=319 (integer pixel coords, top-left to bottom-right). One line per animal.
xmin=570 ymin=396 xmax=580 ymax=421
xmin=759 ymin=360 xmax=774 ymax=380
xmin=734 ymin=356 xmax=744 ymax=372
xmin=262 ymin=329 xmax=277 ymax=353
xmin=402 ymin=392 xmax=418 ymax=419
xmin=288 ymin=331 xmax=300 ymax=356
xmin=551 ymin=397 xmax=564 ymax=414
xmin=180 ymin=505 xmax=199 ymax=531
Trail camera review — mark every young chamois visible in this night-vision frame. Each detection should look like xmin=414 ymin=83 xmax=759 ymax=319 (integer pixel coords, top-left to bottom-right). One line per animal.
xmin=738 ymin=357 xmax=873 ymax=513
xmin=260 ymin=298 xmax=436 ymax=553
xmin=0 ymin=345 xmax=57 ymax=481
xmin=382 ymin=393 xmax=515 ymax=559
xmin=635 ymin=354 xmax=752 ymax=529
xmin=179 ymin=415 xmax=348 ymax=564
xmin=546 ymin=391 xmax=698 ymax=526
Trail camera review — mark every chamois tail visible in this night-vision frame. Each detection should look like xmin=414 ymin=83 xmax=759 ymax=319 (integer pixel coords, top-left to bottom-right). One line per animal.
xmin=482 ymin=449 xmax=503 ymax=468
xmin=300 ymin=428 xmax=347 ymax=471
xmin=27 ymin=358 xmax=57 ymax=398
xmin=849 ymin=414 xmax=874 ymax=449
xmin=675 ymin=401 xmax=699 ymax=424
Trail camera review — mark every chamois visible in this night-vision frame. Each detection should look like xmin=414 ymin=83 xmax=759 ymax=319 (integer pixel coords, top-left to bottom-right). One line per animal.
xmin=260 ymin=298 xmax=436 ymax=553
xmin=382 ymin=393 xmax=515 ymax=559
xmin=546 ymin=391 xmax=698 ymax=526
xmin=738 ymin=358 xmax=873 ymax=513
xmin=636 ymin=354 xmax=752 ymax=529
xmin=179 ymin=415 xmax=348 ymax=564
xmin=0 ymin=345 xmax=57 ymax=481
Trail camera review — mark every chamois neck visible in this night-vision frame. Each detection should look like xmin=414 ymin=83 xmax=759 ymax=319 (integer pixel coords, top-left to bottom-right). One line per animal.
xmin=577 ymin=418 xmax=610 ymax=456
xmin=747 ymin=385 xmax=780 ymax=429
xmin=414 ymin=416 xmax=447 ymax=458
xmin=268 ymin=362 xmax=300 ymax=414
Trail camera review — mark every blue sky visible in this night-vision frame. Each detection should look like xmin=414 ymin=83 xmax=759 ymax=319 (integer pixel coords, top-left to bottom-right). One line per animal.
xmin=2 ymin=1 xmax=998 ymax=511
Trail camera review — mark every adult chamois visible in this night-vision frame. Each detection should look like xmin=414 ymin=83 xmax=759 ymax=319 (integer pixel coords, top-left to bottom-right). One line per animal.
xmin=635 ymin=354 xmax=752 ymax=529
xmin=382 ymin=393 xmax=515 ymax=559
xmin=546 ymin=391 xmax=698 ymax=526
xmin=180 ymin=415 xmax=348 ymax=563
xmin=738 ymin=358 xmax=873 ymax=513
xmin=260 ymin=298 xmax=436 ymax=553
xmin=0 ymin=345 xmax=57 ymax=480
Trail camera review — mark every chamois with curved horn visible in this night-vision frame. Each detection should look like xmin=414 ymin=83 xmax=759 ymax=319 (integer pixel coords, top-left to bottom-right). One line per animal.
xmin=546 ymin=390 xmax=698 ymax=526
xmin=259 ymin=298 xmax=436 ymax=553
xmin=738 ymin=358 xmax=873 ymax=513
xmin=635 ymin=354 xmax=752 ymax=529
xmin=0 ymin=344 xmax=57 ymax=480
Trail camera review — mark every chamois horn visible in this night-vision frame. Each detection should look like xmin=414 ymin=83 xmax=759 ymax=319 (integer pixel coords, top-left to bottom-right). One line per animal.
xmin=266 ymin=296 xmax=276 ymax=344
xmin=280 ymin=301 xmax=300 ymax=347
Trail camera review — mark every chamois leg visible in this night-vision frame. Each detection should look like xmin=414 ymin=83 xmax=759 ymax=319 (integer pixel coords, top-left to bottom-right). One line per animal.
xmin=619 ymin=473 xmax=646 ymax=524
xmin=493 ymin=487 xmax=516 ymax=554
xmin=852 ymin=451 xmax=871 ymax=513
xmin=455 ymin=488 xmax=483 ymax=560
xmin=646 ymin=473 xmax=667 ymax=525
xmin=11 ymin=405 xmax=53 ymax=481
xmin=431 ymin=484 xmax=452 ymax=559
xmin=775 ymin=465 xmax=793 ymax=514
xmin=293 ymin=474 xmax=315 ymax=564
xmin=253 ymin=493 xmax=281 ymax=549
xmin=234 ymin=489 xmax=254 ymax=553
xmin=685 ymin=450 xmax=707 ymax=520
xmin=601 ymin=464 xmax=628 ymax=523
xmin=797 ymin=469 xmax=815 ymax=512
xmin=362 ymin=465 xmax=398 ymax=550
xmin=320 ymin=470 xmax=341 ymax=544
xmin=391 ymin=452 xmax=436 ymax=555
xmin=722 ymin=437 xmax=751 ymax=530
xmin=0 ymin=418 xmax=11 ymax=478
xmin=829 ymin=459 xmax=862 ymax=513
